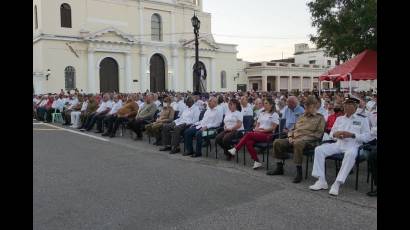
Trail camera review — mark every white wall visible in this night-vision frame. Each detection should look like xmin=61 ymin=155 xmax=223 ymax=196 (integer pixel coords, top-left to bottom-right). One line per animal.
xmin=294 ymin=50 xmax=337 ymax=67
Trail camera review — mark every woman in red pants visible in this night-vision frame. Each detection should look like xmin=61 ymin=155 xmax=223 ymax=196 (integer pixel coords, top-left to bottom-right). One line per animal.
xmin=228 ymin=98 xmax=279 ymax=169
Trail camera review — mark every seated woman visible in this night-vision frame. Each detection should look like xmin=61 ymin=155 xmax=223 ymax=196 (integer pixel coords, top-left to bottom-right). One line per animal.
xmin=228 ymin=99 xmax=279 ymax=169
xmin=145 ymin=96 xmax=175 ymax=145
xmin=216 ymin=98 xmax=244 ymax=161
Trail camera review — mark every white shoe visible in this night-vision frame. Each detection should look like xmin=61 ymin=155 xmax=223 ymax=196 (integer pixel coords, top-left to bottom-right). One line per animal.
xmin=309 ymin=180 xmax=329 ymax=191
xmin=228 ymin=147 xmax=237 ymax=156
xmin=329 ymin=183 xmax=340 ymax=196
xmin=252 ymin=161 xmax=262 ymax=169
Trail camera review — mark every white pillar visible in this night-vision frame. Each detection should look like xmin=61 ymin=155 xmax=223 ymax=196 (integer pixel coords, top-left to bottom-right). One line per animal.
xmin=311 ymin=76 xmax=314 ymax=90
xmin=172 ymin=49 xmax=179 ymax=91
xmin=140 ymin=53 xmax=147 ymax=92
xmin=275 ymin=76 xmax=280 ymax=92
xmin=138 ymin=4 xmax=144 ymax=42
xmin=300 ymin=77 xmax=303 ymax=91
xmin=125 ymin=52 xmax=132 ymax=93
xmin=87 ymin=50 xmax=96 ymax=93
xmin=288 ymin=76 xmax=292 ymax=92
xmin=210 ymin=58 xmax=217 ymax=92
xmin=171 ymin=12 xmax=176 ymax=43
xmin=185 ymin=53 xmax=192 ymax=91
xmin=262 ymin=75 xmax=267 ymax=91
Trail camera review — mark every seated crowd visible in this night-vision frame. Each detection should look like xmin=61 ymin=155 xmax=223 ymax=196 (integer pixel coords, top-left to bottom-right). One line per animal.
xmin=33 ymin=89 xmax=377 ymax=196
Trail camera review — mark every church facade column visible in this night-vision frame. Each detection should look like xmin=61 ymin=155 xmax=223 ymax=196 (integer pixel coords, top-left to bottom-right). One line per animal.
xmin=288 ymin=76 xmax=292 ymax=92
xmin=210 ymin=58 xmax=217 ymax=91
xmin=172 ymin=48 xmax=179 ymax=91
xmin=125 ymin=52 xmax=132 ymax=93
xmin=87 ymin=49 xmax=96 ymax=93
xmin=184 ymin=52 xmax=192 ymax=91
xmin=140 ymin=50 xmax=147 ymax=92
xmin=261 ymin=75 xmax=267 ymax=91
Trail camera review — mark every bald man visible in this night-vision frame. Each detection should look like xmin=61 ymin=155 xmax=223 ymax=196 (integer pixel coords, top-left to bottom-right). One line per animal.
xmin=183 ymin=97 xmax=223 ymax=158
xmin=282 ymin=96 xmax=305 ymax=133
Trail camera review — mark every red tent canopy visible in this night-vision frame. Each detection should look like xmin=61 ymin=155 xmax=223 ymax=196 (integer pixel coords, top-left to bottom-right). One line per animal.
xmin=319 ymin=50 xmax=377 ymax=82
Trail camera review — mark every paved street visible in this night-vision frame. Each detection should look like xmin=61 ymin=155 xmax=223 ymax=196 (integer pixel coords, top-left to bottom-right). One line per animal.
xmin=33 ymin=121 xmax=377 ymax=230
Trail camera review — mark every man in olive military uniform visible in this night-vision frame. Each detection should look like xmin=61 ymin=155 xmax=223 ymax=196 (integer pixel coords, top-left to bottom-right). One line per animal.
xmin=267 ymin=96 xmax=326 ymax=183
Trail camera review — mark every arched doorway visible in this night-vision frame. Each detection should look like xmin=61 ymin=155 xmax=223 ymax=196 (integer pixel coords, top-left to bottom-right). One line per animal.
xmin=193 ymin=61 xmax=207 ymax=92
xmin=99 ymin=57 xmax=119 ymax=93
xmin=150 ymin=54 xmax=165 ymax=92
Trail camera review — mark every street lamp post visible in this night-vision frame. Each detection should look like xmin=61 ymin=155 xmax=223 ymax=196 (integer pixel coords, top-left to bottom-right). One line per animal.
xmin=191 ymin=12 xmax=201 ymax=93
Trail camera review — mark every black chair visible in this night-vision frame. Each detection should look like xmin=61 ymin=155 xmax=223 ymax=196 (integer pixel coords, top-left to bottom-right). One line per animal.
xmin=224 ymin=115 xmax=254 ymax=163
xmin=324 ymin=141 xmax=374 ymax=190
xmin=253 ymin=118 xmax=286 ymax=170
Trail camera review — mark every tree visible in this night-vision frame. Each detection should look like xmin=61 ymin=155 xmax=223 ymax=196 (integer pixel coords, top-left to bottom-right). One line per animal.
xmin=308 ymin=0 xmax=377 ymax=62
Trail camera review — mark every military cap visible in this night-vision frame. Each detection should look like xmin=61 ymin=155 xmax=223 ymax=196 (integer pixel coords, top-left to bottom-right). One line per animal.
xmin=344 ymin=94 xmax=360 ymax=104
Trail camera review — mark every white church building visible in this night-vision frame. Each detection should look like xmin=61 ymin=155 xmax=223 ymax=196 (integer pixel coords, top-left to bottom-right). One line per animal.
xmin=33 ymin=0 xmax=245 ymax=94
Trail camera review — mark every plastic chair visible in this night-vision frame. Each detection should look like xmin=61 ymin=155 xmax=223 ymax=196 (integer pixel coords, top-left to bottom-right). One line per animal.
xmin=51 ymin=109 xmax=63 ymax=123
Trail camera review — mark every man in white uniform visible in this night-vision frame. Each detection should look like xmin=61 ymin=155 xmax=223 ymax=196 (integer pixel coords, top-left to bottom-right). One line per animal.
xmin=183 ymin=97 xmax=223 ymax=157
xmin=309 ymin=95 xmax=372 ymax=196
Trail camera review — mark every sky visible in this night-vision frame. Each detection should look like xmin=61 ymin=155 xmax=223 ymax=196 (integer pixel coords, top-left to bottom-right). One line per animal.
xmin=202 ymin=0 xmax=317 ymax=62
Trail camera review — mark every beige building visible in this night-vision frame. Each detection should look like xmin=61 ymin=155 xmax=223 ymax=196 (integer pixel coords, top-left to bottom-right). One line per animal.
xmin=33 ymin=0 xmax=245 ymax=94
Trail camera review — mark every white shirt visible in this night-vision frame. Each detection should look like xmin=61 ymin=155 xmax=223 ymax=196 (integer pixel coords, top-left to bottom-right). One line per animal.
xmin=318 ymin=107 xmax=328 ymax=119
xmin=137 ymin=100 xmax=144 ymax=109
xmin=366 ymin=100 xmax=376 ymax=111
xmin=174 ymin=106 xmax=200 ymax=126
xmin=368 ymin=111 xmax=377 ymax=140
xmin=194 ymin=99 xmax=204 ymax=110
xmin=54 ymin=99 xmax=65 ymax=111
xmin=329 ymin=114 xmax=372 ymax=149
xmin=224 ymin=110 xmax=244 ymax=130
xmin=279 ymin=106 xmax=287 ymax=116
xmin=355 ymin=107 xmax=370 ymax=118
xmin=257 ymin=111 xmax=280 ymax=130
xmin=67 ymin=98 xmax=79 ymax=109
xmin=154 ymin=100 xmax=161 ymax=108
xmin=108 ymin=100 xmax=123 ymax=115
xmin=172 ymin=100 xmax=187 ymax=117
xmin=254 ymin=108 xmax=264 ymax=119
xmin=96 ymin=100 xmax=113 ymax=113
xmin=241 ymin=104 xmax=254 ymax=116
xmin=222 ymin=102 xmax=229 ymax=115
xmin=80 ymin=101 xmax=88 ymax=112
xmin=39 ymin=99 xmax=48 ymax=107
xmin=216 ymin=104 xmax=225 ymax=117
xmin=194 ymin=107 xmax=222 ymax=130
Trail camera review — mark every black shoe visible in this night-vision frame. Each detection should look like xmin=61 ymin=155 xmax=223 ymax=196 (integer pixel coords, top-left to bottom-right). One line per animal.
xmin=169 ymin=148 xmax=180 ymax=154
xmin=367 ymin=190 xmax=377 ymax=197
xmin=160 ymin=146 xmax=172 ymax=151
xmin=266 ymin=162 xmax=284 ymax=175
xmin=95 ymin=130 xmax=103 ymax=134
xmin=191 ymin=154 xmax=202 ymax=158
xmin=183 ymin=152 xmax=194 ymax=156
xmin=109 ymin=133 xmax=115 ymax=138
xmin=101 ymin=132 xmax=110 ymax=136
xmin=134 ymin=136 xmax=143 ymax=140
xmin=293 ymin=166 xmax=303 ymax=183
